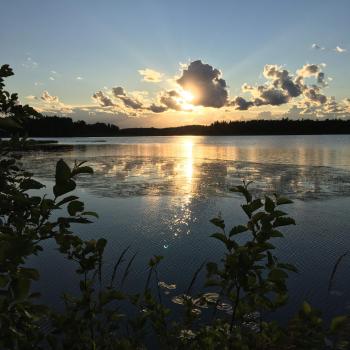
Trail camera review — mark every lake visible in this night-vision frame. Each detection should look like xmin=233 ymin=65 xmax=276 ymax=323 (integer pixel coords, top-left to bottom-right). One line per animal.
xmin=22 ymin=135 xmax=350 ymax=320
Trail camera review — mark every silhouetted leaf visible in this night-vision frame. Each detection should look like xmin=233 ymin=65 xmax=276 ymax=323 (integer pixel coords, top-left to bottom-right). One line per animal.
xmin=55 ymin=159 xmax=71 ymax=183
xmin=273 ymin=217 xmax=296 ymax=227
xmin=20 ymin=178 xmax=44 ymax=190
xmin=53 ymin=179 xmax=76 ymax=197
xmin=230 ymin=225 xmax=247 ymax=236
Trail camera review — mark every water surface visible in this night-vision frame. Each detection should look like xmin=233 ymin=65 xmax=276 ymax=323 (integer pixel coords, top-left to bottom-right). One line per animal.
xmin=23 ymin=135 xmax=350 ymax=319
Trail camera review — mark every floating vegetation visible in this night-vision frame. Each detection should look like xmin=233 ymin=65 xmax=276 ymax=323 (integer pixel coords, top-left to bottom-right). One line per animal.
xmin=216 ymin=302 xmax=233 ymax=314
xmin=158 ymin=281 xmax=176 ymax=290
xmin=178 ymin=329 xmax=196 ymax=340
xmin=191 ymin=308 xmax=202 ymax=316
xmin=171 ymin=294 xmax=191 ymax=305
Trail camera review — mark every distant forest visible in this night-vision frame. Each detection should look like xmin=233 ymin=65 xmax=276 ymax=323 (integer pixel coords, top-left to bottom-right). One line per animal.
xmin=2 ymin=116 xmax=350 ymax=137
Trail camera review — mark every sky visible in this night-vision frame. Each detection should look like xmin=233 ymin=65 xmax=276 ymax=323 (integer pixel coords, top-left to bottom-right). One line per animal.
xmin=1 ymin=0 xmax=350 ymax=128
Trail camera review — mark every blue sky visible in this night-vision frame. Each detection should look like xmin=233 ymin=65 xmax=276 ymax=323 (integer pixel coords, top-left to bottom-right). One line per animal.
xmin=1 ymin=0 xmax=350 ymax=127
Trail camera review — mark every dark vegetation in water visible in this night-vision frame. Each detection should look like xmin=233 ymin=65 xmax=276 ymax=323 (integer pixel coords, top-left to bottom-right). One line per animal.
xmin=1 ymin=64 xmax=350 ymax=349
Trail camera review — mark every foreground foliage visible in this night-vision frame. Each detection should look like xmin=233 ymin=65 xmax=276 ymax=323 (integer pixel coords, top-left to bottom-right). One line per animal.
xmin=0 ymin=146 xmax=349 ymax=349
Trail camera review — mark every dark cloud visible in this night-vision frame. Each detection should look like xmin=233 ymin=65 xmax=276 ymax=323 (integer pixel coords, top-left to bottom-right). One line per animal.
xmin=149 ymin=104 xmax=168 ymax=113
xmin=111 ymin=87 xmax=143 ymax=109
xmin=112 ymin=87 xmax=126 ymax=96
xmin=303 ymin=86 xmax=327 ymax=104
xmin=176 ymin=60 xmax=228 ymax=108
xmin=231 ymin=63 xmax=328 ymax=111
xmin=159 ymin=90 xmax=182 ymax=111
xmin=259 ymin=88 xmax=289 ymax=105
xmin=230 ymin=96 xmax=254 ymax=110
xmin=92 ymin=91 xmax=116 ymax=107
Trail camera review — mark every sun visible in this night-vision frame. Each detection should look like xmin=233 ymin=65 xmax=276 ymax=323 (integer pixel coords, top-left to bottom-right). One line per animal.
xmin=178 ymin=89 xmax=195 ymax=110
xmin=180 ymin=89 xmax=194 ymax=102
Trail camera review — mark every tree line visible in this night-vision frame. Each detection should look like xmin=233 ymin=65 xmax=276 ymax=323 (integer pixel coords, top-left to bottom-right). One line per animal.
xmin=2 ymin=116 xmax=350 ymax=138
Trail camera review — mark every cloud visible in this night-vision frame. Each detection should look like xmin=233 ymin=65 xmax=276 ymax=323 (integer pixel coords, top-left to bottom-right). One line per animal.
xmin=284 ymin=97 xmax=350 ymax=119
xmin=263 ymin=64 xmax=302 ymax=97
xmin=112 ymin=87 xmax=126 ymax=96
xmin=49 ymin=77 xmax=55 ymax=81
xmin=138 ymin=68 xmax=164 ymax=83
xmin=158 ymin=90 xmax=182 ymax=111
xmin=231 ymin=63 xmax=328 ymax=110
xmin=111 ymin=87 xmax=143 ymax=109
xmin=311 ymin=43 xmax=325 ymax=50
xmin=230 ymin=97 xmax=254 ymax=110
xmin=41 ymin=91 xmax=59 ymax=103
xmin=92 ymin=91 xmax=116 ymax=107
xmin=76 ymin=76 xmax=83 ymax=80
xmin=149 ymin=104 xmax=168 ymax=113
xmin=176 ymin=60 xmax=228 ymax=108
xmin=25 ymin=95 xmax=38 ymax=101
xmin=22 ymin=56 xmax=38 ymax=69
xmin=334 ymin=46 xmax=347 ymax=53
xmin=311 ymin=43 xmax=347 ymax=53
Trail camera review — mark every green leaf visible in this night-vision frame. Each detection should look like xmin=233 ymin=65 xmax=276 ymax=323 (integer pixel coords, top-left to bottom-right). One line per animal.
xmin=20 ymin=178 xmax=44 ymax=190
xmin=330 ymin=315 xmax=348 ymax=332
xmin=82 ymin=211 xmax=99 ymax=218
xmin=302 ymin=301 xmax=312 ymax=315
xmin=277 ymin=263 xmax=298 ymax=273
xmin=265 ymin=196 xmax=275 ymax=213
xmin=242 ymin=199 xmax=263 ymax=217
xmin=12 ymin=278 xmax=31 ymax=300
xmin=96 ymin=238 xmax=107 ymax=253
xmin=268 ymin=268 xmax=288 ymax=281
xmin=67 ymin=200 xmax=84 ymax=216
xmin=210 ymin=217 xmax=225 ymax=230
xmin=55 ymin=159 xmax=71 ymax=183
xmin=275 ymin=195 xmax=293 ymax=205
xmin=229 ymin=225 xmax=247 ymax=236
xmin=273 ymin=217 xmax=296 ymax=227
xmin=230 ymin=185 xmax=252 ymax=203
xmin=53 ymin=179 xmax=76 ymax=197
xmin=211 ymin=233 xmax=228 ymax=245
xmin=56 ymin=195 xmax=79 ymax=207
xmin=71 ymin=166 xmax=93 ymax=177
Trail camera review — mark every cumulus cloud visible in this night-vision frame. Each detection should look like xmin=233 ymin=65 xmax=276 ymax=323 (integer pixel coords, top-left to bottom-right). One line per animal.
xmin=112 ymin=87 xmax=126 ymax=96
xmin=138 ymin=68 xmax=164 ymax=83
xmin=231 ymin=63 xmax=329 ymax=110
xmin=149 ymin=104 xmax=168 ymax=113
xmin=49 ymin=77 xmax=55 ymax=81
xmin=229 ymin=96 xmax=254 ymax=110
xmin=41 ymin=91 xmax=59 ymax=103
xmin=158 ymin=90 xmax=182 ymax=111
xmin=92 ymin=91 xmax=116 ymax=107
xmin=111 ymin=87 xmax=143 ymax=109
xmin=176 ymin=60 xmax=228 ymax=108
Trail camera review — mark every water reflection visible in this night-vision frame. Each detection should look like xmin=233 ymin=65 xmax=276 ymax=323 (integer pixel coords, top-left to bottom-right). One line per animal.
xmin=21 ymin=136 xmax=350 ymax=201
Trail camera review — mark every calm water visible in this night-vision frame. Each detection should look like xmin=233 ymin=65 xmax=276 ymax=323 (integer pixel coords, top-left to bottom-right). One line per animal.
xmin=23 ymin=135 xmax=350 ymax=320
